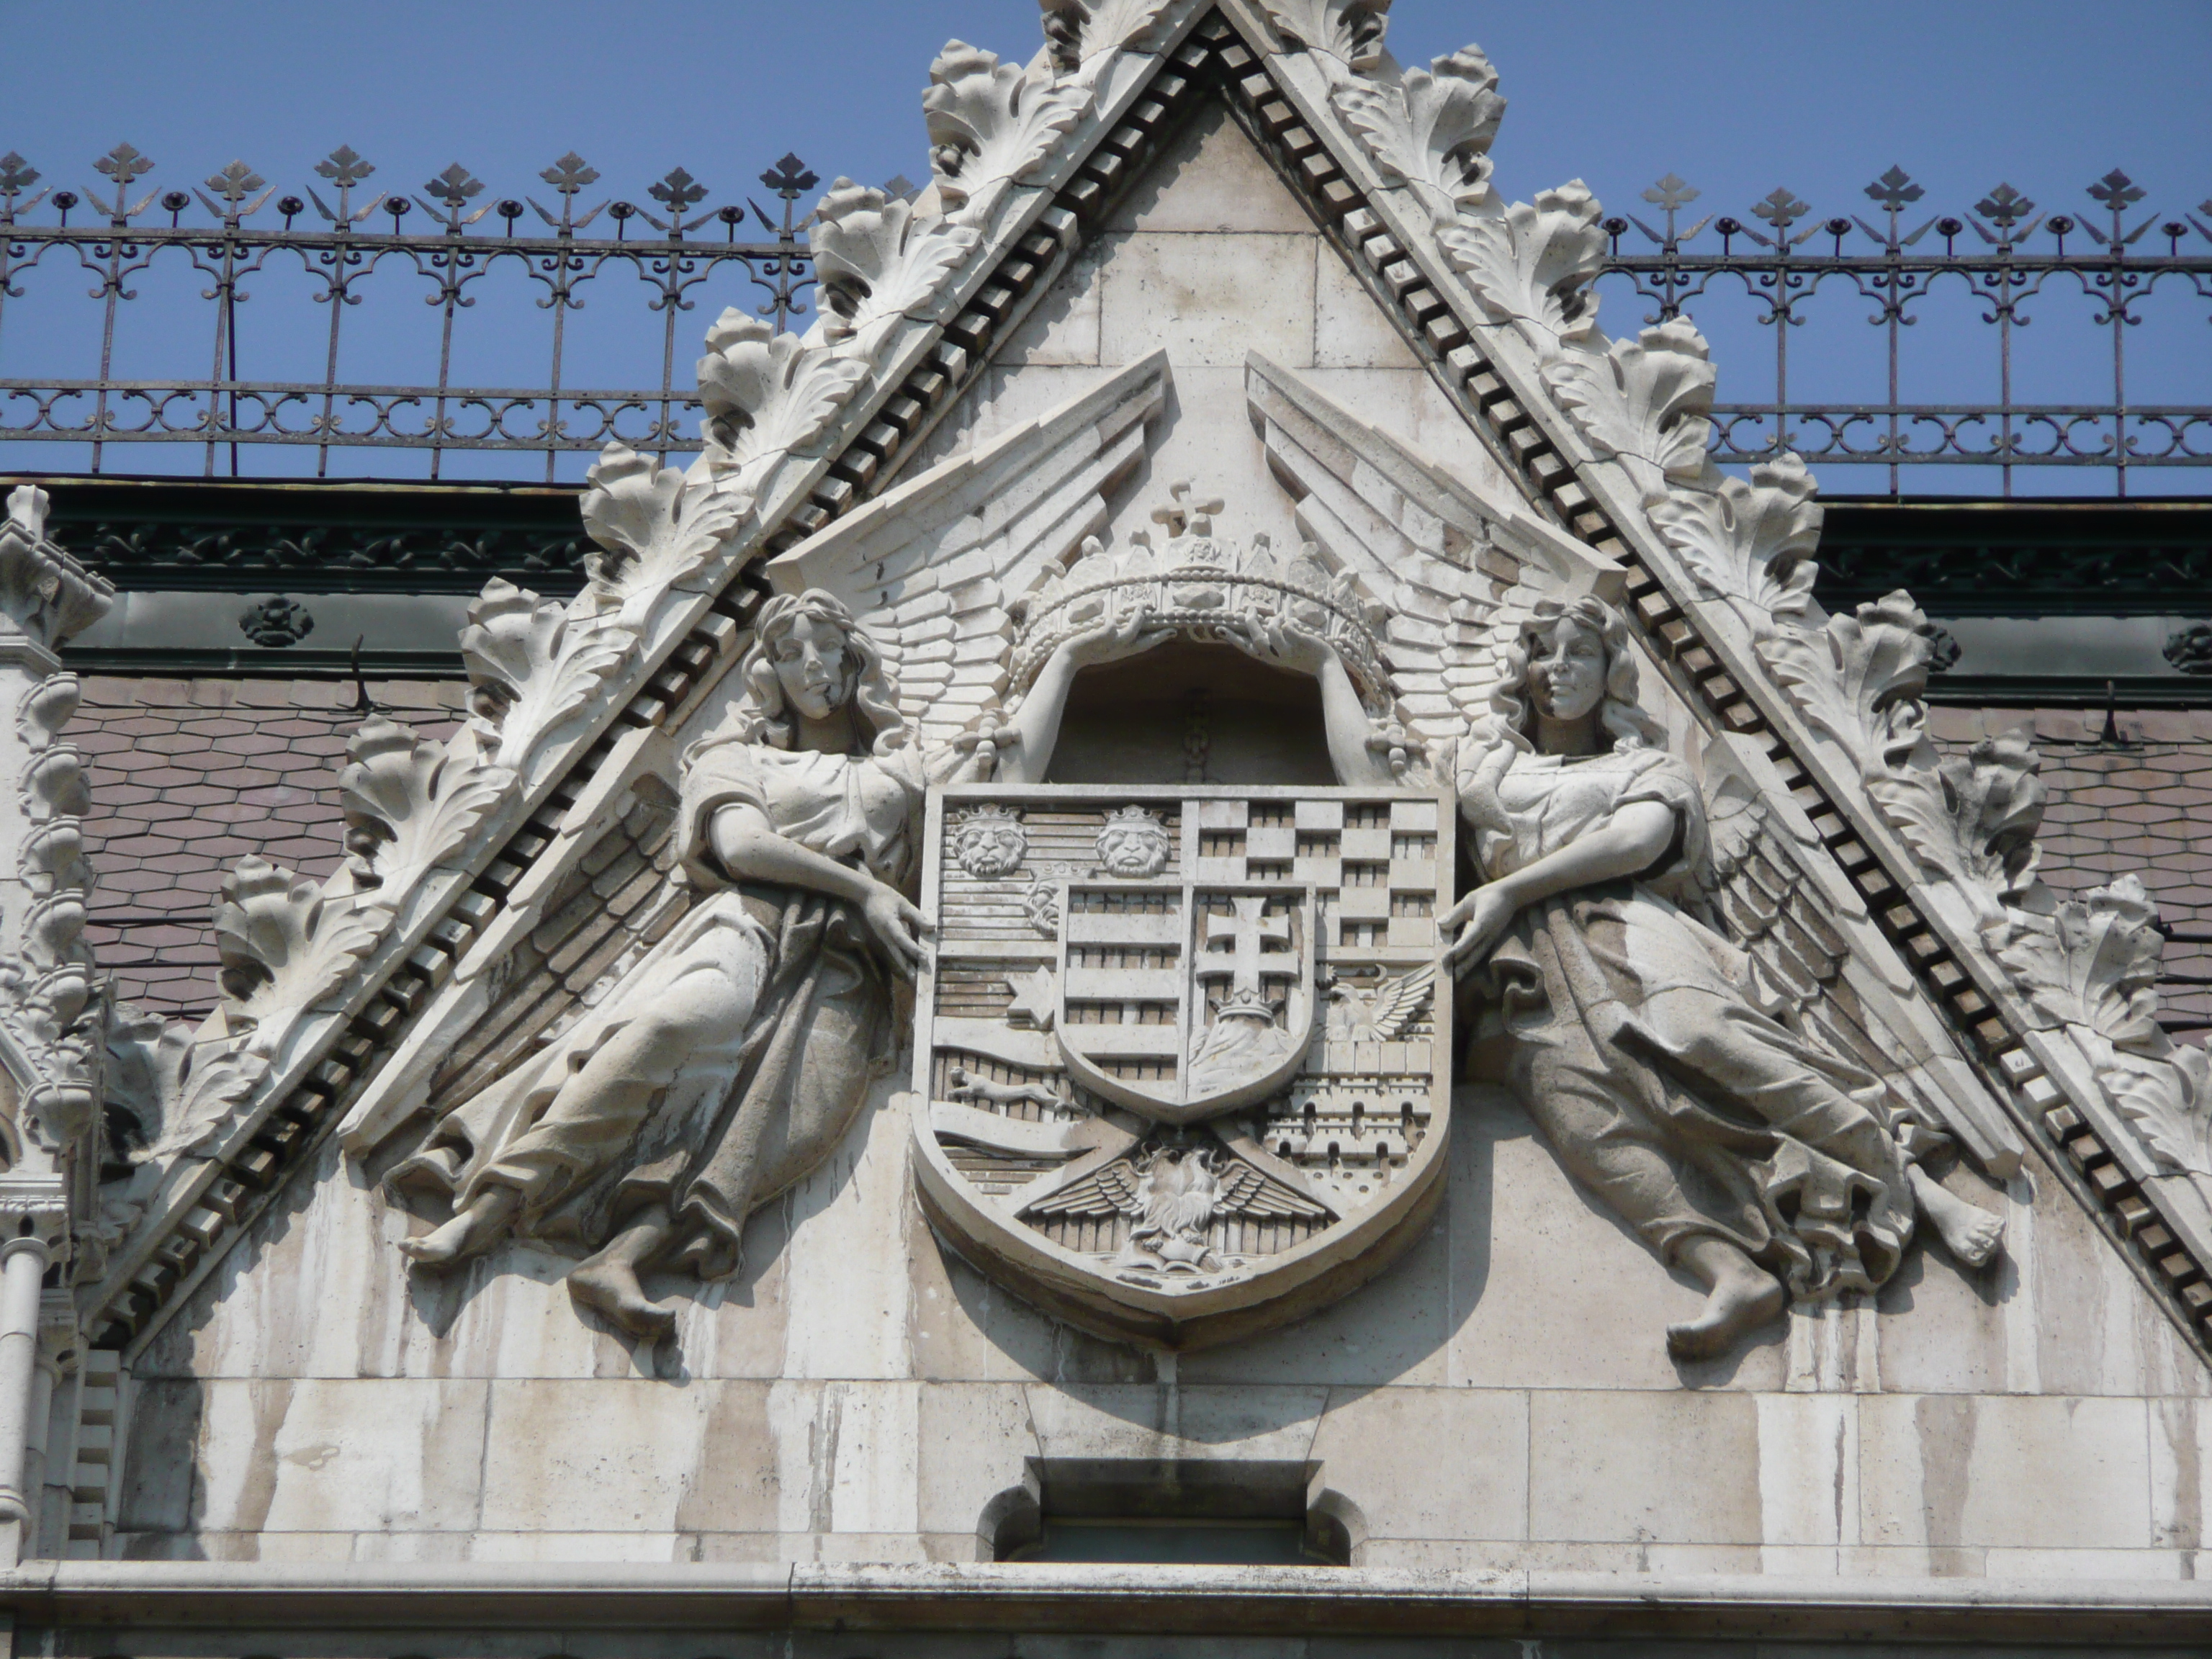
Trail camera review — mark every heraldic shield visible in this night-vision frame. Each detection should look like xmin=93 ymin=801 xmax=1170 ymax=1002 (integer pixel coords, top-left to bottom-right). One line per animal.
xmin=907 ymin=784 xmax=1455 ymax=1349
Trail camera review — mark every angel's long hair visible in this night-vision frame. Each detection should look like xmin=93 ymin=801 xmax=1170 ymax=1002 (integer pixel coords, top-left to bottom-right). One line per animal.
xmin=1480 ymin=595 xmax=1665 ymax=755
xmin=712 ymin=588 xmax=909 ymax=757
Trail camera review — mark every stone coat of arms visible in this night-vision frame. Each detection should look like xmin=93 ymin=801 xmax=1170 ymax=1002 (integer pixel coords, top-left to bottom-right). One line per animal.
xmin=913 ymin=784 xmax=1453 ymax=1348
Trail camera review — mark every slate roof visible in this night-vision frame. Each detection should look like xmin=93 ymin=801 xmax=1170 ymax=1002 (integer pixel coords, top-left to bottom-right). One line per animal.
xmin=73 ymin=675 xmax=465 ymax=1020
xmin=1931 ymin=705 xmax=2212 ymax=1036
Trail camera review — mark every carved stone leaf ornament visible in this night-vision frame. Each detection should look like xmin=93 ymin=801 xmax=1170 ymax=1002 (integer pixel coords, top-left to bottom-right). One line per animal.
xmin=0 ymin=485 xmax=114 ymax=649
xmin=1437 ymin=182 xmax=1607 ymax=345
xmin=923 ymin=41 xmax=1090 ymax=222
xmin=1765 ymin=591 xmax=1931 ymax=777
xmin=1995 ymin=877 xmax=2212 ymax=1177
xmin=1648 ymin=451 xmax=1822 ymax=622
xmin=337 ymin=715 xmax=515 ymax=897
xmin=210 ymin=855 xmax=379 ymax=1033
xmin=1999 ymin=874 xmax=2165 ymax=1049
xmin=1263 ymin=0 xmax=1394 ymax=75
xmin=581 ymin=440 xmax=750 ymax=614
xmin=1039 ymin=0 xmax=1177 ymax=76
xmin=1933 ymin=736 xmax=2046 ymax=912
xmin=459 ymin=578 xmax=636 ymax=773
xmin=1334 ymin=47 xmax=1504 ymax=223
xmin=691 ymin=313 xmax=872 ymax=502
xmin=810 ymin=179 xmax=980 ymax=347
xmin=1545 ymin=320 xmax=1716 ymax=505
xmin=135 ymin=1043 xmax=271 ymax=1164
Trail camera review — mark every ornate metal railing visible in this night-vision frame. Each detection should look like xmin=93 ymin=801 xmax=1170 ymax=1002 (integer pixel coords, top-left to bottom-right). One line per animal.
xmin=1601 ymin=170 xmax=2212 ymax=496
xmin=0 ymin=147 xmax=2204 ymax=493
xmin=0 ymin=146 xmax=828 ymax=482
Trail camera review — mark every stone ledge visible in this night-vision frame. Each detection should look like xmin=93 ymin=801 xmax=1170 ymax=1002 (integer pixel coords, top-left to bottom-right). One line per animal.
xmin=4 ymin=1563 xmax=2212 ymax=1644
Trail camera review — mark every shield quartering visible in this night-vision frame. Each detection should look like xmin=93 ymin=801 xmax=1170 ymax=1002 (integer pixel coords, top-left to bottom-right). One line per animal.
xmin=909 ymin=783 xmax=1455 ymax=1349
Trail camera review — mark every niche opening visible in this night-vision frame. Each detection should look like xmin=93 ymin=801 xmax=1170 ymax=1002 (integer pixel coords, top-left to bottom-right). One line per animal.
xmin=983 ymin=1457 xmax=1359 ymax=1565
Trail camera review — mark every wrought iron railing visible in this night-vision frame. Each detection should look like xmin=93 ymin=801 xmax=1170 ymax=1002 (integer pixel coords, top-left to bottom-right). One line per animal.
xmin=0 ymin=147 xmax=2204 ymax=494
xmin=1601 ymin=170 xmax=2212 ymax=496
xmin=0 ymin=147 xmax=827 ymax=482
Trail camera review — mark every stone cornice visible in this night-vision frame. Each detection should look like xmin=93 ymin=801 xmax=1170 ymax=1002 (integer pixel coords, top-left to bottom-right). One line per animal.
xmin=1 ymin=1562 xmax=2209 ymax=1645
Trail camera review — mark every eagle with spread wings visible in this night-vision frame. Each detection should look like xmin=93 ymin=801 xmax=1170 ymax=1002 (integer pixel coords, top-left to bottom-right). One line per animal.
xmin=1027 ymin=1141 xmax=1330 ymax=1272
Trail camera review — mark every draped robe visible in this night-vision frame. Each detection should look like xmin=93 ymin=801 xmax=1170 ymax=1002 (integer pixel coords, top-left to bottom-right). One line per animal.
xmin=1462 ymin=742 xmax=1917 ymax=1300
xmin=390 ymin=732 xmax=925 ymax=1277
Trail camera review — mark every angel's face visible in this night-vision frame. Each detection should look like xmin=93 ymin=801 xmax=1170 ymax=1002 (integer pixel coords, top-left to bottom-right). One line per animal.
xmin=1528 ymin=618 xmax=1606 ymax=724
xmin=768 ymin=613 xmax=854 ymax=721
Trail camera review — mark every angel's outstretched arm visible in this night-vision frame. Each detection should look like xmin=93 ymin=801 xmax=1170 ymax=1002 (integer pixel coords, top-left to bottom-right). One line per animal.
xmin=992 ymin=610 xmax=1174 ymax=784
xmin=1233 ymin=617 xmax=1397 ymax=787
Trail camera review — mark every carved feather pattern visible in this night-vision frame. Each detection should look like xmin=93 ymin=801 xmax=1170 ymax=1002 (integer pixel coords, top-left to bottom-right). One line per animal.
xmin=426 ymin=778 xmax=687 ymax=1112
xmin=763 ymin=354 xmax=1170 ymax=755
xmin=1213 ymin=1158 xmax=1331 ymax=1220
xmin=1696 ymin=735 xmax=1981 ymax=1147
xmin=1027 ymin=1157 xmax=1142 ymax=1218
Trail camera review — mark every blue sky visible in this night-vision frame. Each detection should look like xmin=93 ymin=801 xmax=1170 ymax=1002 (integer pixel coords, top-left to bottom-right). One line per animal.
xmin=2 ymin=0 xmax=2206 ymax=492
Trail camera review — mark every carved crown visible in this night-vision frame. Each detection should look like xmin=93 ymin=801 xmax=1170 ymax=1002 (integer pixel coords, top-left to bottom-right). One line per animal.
xmin=1008 ymin=480 xmax=1390 ymax=701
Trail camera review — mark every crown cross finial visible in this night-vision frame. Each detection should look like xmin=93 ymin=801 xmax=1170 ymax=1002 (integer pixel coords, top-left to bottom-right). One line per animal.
xmin=1151 ymin=478 xmax=1226 ymax=539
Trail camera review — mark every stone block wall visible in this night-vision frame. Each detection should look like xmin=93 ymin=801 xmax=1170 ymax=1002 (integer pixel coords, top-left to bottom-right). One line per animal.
xmin=104 ymin=1076 xmax=2212 ymax=1572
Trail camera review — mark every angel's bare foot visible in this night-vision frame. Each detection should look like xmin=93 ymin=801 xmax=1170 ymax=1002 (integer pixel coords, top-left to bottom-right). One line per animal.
xmin=568 ymin=1259 xmax=676 ymax=1341
xmin=1910 ymin=1164 xmax=2006 ymax=1267
xmin=567 ymin=1208 xmax=678 ymax=1341
xmin=397 ymin=1187 xmax=519 ymax=1269
xmin=1666 ymin=1237 xmax=1786 ymax=1362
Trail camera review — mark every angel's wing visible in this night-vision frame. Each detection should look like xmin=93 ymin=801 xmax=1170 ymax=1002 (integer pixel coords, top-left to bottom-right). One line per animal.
xmin=1365 ymin=963 xmax=1436 ymax=1040
xmin=1692 ymin=731 xmax=2022 ymax=1170
xmin=1244 ymin=351 xmax=1625 ymax=755
xmin=764 ymin=351 xmax=1169 ymax=752
xmin=423 ymin=769 xmax=689 ymax=1116
xmin=1214 ymin=1157 xmax=1332 ymax=1221
xmin=1025 ymin=1156 xmax=1143 ymax=1218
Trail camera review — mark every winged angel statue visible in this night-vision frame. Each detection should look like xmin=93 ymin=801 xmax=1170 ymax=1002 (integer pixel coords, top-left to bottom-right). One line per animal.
xmin=389 ymin=332 xmax=2002 ymax=1358
xmin=1235 ymin=353 xmax=2006 ymax=1361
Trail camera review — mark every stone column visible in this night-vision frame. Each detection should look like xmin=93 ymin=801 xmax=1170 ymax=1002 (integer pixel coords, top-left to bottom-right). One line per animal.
xmin=0 ymin=1233 xmax=50 ymax=1524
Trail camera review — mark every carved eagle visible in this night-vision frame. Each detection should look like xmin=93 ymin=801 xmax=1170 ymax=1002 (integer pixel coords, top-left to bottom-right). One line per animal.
xmin=1026 ymin=1144 xmax=1328 ymax=1230
xmin=1325 ymin=964 xmax=1435 ymax=1042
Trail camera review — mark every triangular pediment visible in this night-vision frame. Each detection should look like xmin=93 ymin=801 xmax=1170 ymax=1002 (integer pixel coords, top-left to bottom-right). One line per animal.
xmin=85 ymin=0 xmax=2212 ymax=1390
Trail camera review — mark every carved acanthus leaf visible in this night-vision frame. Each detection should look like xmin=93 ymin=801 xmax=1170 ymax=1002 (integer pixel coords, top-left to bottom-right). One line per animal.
xmin=924 ymin=42 xmax=1090 ymax=221
xmin=211 ymin=855 xmax=379 ymax=1031
xmin=1763 ymin=590 xmax=1931 ymax=777
xmin=140 ymin=1040 xmax=270 ymax=1163
xmin=1997 ymin=874 xmax=2164 ymax=1048
xmin=1437 ymin=181 xmax=1605 ymax=343
xmin=1931 ymin=736 xmax=2046 ymax=911
xmin=1994 ymin=876 xmax=2212 ymax=1177
xmin=1758 ymin=590 xmax=2038 ymax=899
xmin=0 ymin=949 xmax=99 ymax=1144
xmin=810 ymin=179 xmax=980 ymax=346
xmin=1264 ymin=0 xmax=1393 ymax=74
xmin=1647 ymin=451 xmax=1820 ymax=621
xmin=1545 ymin=320 xmax=1716 ymax=504
xmin=693 ymin=313 xmax=871 ymax=498
xmin=459 ymin=578 xmax=635 ymax=769
xmin=582 ymin=440 xmax=751 ymax=606
xmin=1334 ymin=47 xmax=1503 ymax=222
xmin=0 ymin=485 xmax=114 ymax=649
xmin=338 ymin=715 xmax=514 ymax=894
xmin=17 ymin=673 xmax=78 ymax=750
xmin=1039 ymin=0 xmax=1176 ymax=75
xmin=2103 ymin=1044 xmax=2212 ymax=1178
